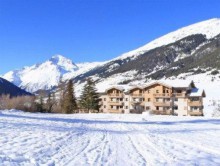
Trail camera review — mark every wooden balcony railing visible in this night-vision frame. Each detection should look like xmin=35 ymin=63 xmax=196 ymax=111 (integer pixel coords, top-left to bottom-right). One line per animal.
xmin=108 ymin=101 xmax=124 ymax=106
xmin=130 ymin=94 xmax=144 ymax=97
xmin=108 ymin=109 xmax=123 ymax=113
xmin=151 ymin=110 xmax=172 ymax=115
xmin=188 ymin=101 xmax=203 ymax=106
xmin=188 ymin=111 xmax=203 ymax=116
xmin=172 ymin=93 xmax=186 ymax=97
xmin=153 ymin=102 xmax=171 ymax=107
xmin=153 ymin=93 xmax=171 ymax=97
xmin=108 ymin=93 xmax=123 ymax=97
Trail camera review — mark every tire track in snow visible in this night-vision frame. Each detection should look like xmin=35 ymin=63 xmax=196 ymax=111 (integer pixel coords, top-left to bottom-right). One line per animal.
xmin=127 ymin=135 xmax=150 ymax=165
xmin=125 ymin=123 xmax=176 ymax=165
xmin=82 ymin=129 xmax=109 ymax=165
xmin=154 ymin=134 xmax=220 ymax=156
xmin=52 ymin=131 xmax=91 ymax=165
xmin=118 ymin=122 xmax=156 ymax=166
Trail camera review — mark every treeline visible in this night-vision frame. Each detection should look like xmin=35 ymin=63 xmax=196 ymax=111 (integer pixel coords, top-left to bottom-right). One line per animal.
xmin=0 ymin=78 xmax=100 ymax=114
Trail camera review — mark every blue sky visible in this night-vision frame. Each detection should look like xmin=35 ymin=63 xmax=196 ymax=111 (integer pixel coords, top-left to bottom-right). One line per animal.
xmin=0 ymin=0 xmax=220 ymax=74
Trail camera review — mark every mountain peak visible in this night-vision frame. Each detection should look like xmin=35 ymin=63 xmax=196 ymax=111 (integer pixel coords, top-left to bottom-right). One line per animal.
xmin=49 ymin=55 xmax=78 ymax=71
xmin=50 ymin=54 xmax=67 ymax=61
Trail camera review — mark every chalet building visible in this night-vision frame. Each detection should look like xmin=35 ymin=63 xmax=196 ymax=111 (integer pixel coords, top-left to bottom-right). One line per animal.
xmin=99 ymin=81 xmax=206 ymax=116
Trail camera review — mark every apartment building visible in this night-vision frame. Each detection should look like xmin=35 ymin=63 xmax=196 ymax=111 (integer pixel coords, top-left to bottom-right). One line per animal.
xmin=99 ymin=81 xmax=206 ymax=116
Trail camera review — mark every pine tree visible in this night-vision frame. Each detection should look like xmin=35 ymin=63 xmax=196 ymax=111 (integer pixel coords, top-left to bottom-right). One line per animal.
xmin=46 ymin=93 xmax=55 ymax=113
xmin=57 ymin=80 xmax=66 ymax=112
xmin=63 ymin=80 xmax=78 ymax=114
xmin=80 ymin=78 xmax=100 ymax=113
xmin=36 ymin=95 xmax=45 ymax=112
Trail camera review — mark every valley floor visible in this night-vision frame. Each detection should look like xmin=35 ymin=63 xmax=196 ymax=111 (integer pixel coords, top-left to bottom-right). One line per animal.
xmin=0 ymin=110 xmax=220 ymax=166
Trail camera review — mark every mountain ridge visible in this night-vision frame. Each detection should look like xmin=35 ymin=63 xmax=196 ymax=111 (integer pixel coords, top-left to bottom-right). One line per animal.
xmin=2 ymin=18 xmax=220 ymax=93
xmin=0 ymin=77 xmax=32 ymax=97
xmin=2 ymin=55 xmax=104 ymax=92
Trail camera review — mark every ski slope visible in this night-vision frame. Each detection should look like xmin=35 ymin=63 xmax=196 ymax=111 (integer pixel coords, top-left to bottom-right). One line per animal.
xmin=0 ymin=110 xmax=220 ymax=166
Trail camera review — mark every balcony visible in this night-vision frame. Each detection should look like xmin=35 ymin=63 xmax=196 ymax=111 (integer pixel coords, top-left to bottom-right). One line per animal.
xmin=188 ymin=101 xmax=203 ymax=106
xmin=153 ymin=101 xmax=171 ymax=107
xmin=108 ymin=109 xmax=123 ymax=113
xmin=108 ymin=93 xmax=123 ymax=97
xmin=153 ymin=93 xmax=171 ymax=98
xmin=188 ymin=111 xmax=203 ymax=116
xmin=130 ymin=94 xmax=144 ymax=98
xmin=172 ymin=93 xmax=186 ymax=97
xmin=151 ymin=110 xmax=172 ymax=115
xmin=108 ymin=101 xmax=124 ymax=106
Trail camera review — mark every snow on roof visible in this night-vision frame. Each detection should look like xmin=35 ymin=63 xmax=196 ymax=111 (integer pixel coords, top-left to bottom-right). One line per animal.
xmin=141 ymin=81 xmax=172 ymax=89
xmin=97 ymin=80 xmax=196 ymax=94
xmin=159 ymin=79 xmax=193 ymax=88
xmin=127 ymin=86 xmax=143 ymax=92
xmin=97 ymin=84 xmax=131 ymax=93
xmin=189 ymin=88 xmax=206 ymax=97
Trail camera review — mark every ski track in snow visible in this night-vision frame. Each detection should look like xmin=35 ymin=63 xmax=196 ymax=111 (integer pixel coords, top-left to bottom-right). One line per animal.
xmin=0 ymin=110 xmax=220 ymax=166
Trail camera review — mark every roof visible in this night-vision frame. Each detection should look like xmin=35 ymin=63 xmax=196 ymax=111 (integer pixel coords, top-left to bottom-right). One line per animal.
xmin=127 ymin=86 xmax=143 ymax=92
xmin=97 ymin=84 xmax=131 ymax=93
xmin=97 ymin=79 xmax=200 ymax=94
xmin=142 ymin=81 xmax=172 ymax=89
xmin=189 ymin=88 xmax=206 ymax=97
xmin=160 ymin=79 xmax=194 ymax=88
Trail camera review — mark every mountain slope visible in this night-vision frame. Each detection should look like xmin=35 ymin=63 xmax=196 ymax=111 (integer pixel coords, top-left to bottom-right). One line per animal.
xmin=0 ymin=77 xmax=32 ymax=97
xmin=73 ymin=18 xmax=220 ymax=85
xmin=2 ymin=55 xmax=104 ymax=92
xmin=2 ymin=18 xmax=220 ymax=94
xmin=115 ymin=18 xmax=220 ymax=61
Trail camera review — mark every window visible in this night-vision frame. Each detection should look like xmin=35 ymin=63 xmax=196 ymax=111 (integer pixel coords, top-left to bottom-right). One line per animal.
xmin=191 ymin=97 xmax=199 ymax=101
xmin=143 ymin=98 xmax=145 ymax=101
xmin=175 ymin=98 xmax=178 ymax=101
xmin=163 ymin=90 xmax=165 ymax=93
xmin=156 ymin=90 xmax=159 ymax=93
xmin=120 ymin=98 xmax=123 ymax=101
xmin=126 ymin=106 xmax=128 ymax=109
xmin=104 ymin=98 xmax=106 ymax=101
xmin=174 ymin=106 xmax=178 ymax=110
xmin=156 ymin=98 xmax=159 ymax=102
xmin=166 ymin=90 xmax=169 ymax=93
xmin=165 ymin=98 xmax=170 ymax=102
xmin=104 ymin=105 xmax=106 ymax=108
xmin=176 ymin=90 xmax=182 ymax=93
xmin=111 ymin=106 xmax=113 ymax=109
xmin=163 ymin=107 xmax=170 ymax=111
xmin=146 ymin=107 xmax=150 ymax=110
xmin=148 ymin=98 xmax=151 ymax=102
xmin=156 ymin=106 xmax=159 ymax=110
xmin=126 ymin=98 xmax=128 ymax=101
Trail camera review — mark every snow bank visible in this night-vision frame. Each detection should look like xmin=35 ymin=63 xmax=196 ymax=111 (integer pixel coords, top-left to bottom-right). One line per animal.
xmin=0 ymin=110 xmax=220 ymax=165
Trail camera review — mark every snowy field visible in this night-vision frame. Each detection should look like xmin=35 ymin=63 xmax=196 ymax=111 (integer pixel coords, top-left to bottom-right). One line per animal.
xmin=0 ymin=110 xmax=220 ymax=166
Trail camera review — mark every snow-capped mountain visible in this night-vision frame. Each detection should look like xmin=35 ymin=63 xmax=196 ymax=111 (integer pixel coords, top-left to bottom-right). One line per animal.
xmin=2 ymin=55 xmax=104 ymax=92
xmin=114 ymin=18 xmax=220 ymax=61
xmin=3 ymin=18 xmax=220 ymax=95
xmin=74 ymin=18 xmax=220 ymax=85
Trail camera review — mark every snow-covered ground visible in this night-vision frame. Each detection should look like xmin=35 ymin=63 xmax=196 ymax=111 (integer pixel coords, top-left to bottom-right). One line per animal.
xmin=0 ymin=110 xmax=220 ymax=166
